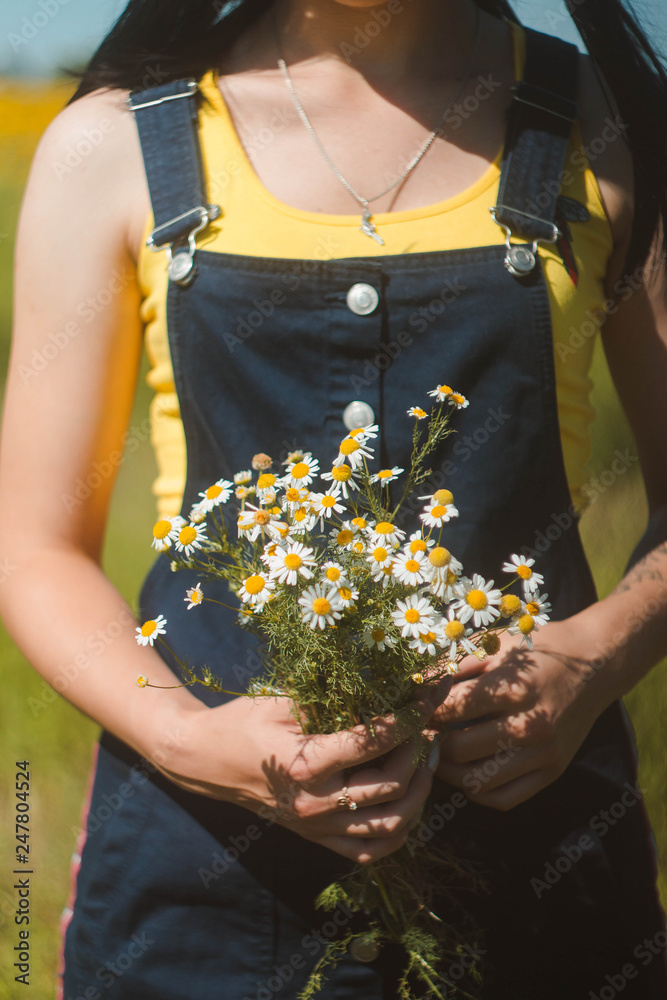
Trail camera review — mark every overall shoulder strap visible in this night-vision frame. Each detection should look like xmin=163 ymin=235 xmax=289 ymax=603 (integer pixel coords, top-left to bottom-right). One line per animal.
xmin=492 ymin=27 xmax=580 ymax=251
xmin=127 ymin=78 xmax=220 ymax=284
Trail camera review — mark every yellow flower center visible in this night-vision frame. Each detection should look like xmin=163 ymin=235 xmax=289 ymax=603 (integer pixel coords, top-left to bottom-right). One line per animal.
xmin=284 ymin=553 xmax=303 ymax=570
xmin=337 ymin=529 xmax=354 ymax=545
xmin=257 ymin=473 xmax=276 ymax=489
xmin=411 ymin=408 xmax=426 ymax=418
xmin=500 ymin=594 xmax=522 ymax=617
xmin=339 ymin=438 xmax=360 ymax=455
xmin=291 ymin=462 xmax=310 ymax=479
xmin=206 ymin=484 xmax=223 ymax=499
xmin=433 ymin=489 xmax=454 ymax=505
xmin=445 ymin=620 xmax=465 ymax=640
xmin=245 ymin=575 xmax=265 ymax=595
xmin=351 ymin=517 xmax=367 ymax=529
xmin=451 ymin=394 xmax=465 ymax=405
xmin=152 ymin=519 xmax=172 ymax=539
xmin=313 ymin=598 xmax=331 ymax=616
xmin=517 ymin=564 xmax=533 ymax=580
xmin=411 ymin=672 xmax=424 ymax=683
xmin=373 ymin=547 xmax=388 ymax=562
xmin=526 ymin=601 xmax=540 ymax=616
xmin=141 ymin=620 xmax=157 ymax=636
xmin=466 ymin=589 xmax=488 ymax=610
xmin=339 ymin=587 xmax=352 ymax=601
xmin=294 ymin=508 xmax=307 ymax=522
xmin=446 ymin=569 xmax=458 ymax=585
xmin=378 ymin=470 xmax=393 ymax=480
xmin=332 ymin=465 xmax=352 ymax=481
xmin=348 ymin=428 xmax=365 ymax=438
xmin=375 ymin=521 xmax=394 ymax=536
xmin=428 ymin=546 xmax=450 ymax=568
xmin=480 ymin=633 xmax=501 ymax=654
xmin=420 ymin=631 xmax=437 ymax=644
xmin=276 ymin=523 xmax=289 ymax=538
xmin=321 ymin=495 xmax=337 ymax=508
xmin=438 ymin=385 xmax=452 ymax=396
xmin=325 ymin=567 xmax=341 ymax=581
xmin=352 ymin=541 xmax=365 ymax=553
xmin=430 ymin=505 xmax=446 ymax=519
xmin=410 ymin=539 xmax=427 ymax=554
xmin=371 ymin=627 xmax=385 ymax=642
xmin=517 ymin=613 xmax=535 ymax=635
xmin=404 ymin=609 xmax=421 ymax=624
xmin=179 ymin=525 xmax=197 ymax=545
xmin=405 ymin=559 xmax=421 ymax=573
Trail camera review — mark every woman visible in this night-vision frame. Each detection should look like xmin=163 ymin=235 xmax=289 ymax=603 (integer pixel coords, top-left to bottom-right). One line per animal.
xmin=1 ymin=0 xmax=666 ymax=996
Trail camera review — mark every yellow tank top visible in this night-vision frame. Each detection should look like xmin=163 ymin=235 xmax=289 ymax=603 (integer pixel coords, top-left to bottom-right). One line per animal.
xmin=137 ymin=21 xmax=613 ymax=519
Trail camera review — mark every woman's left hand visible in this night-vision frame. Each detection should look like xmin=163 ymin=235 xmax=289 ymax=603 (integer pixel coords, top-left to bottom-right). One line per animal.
xmin=429 ymin=617 xmax=619 ymax=810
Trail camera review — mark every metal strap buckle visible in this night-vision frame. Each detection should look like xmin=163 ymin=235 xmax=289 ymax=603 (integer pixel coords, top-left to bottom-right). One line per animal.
xmin=489 ymin=207 xmax=560 ymax=277
xmin=127 ymin=81 xmax=198 ymax=112
xmin=146 ymin=205 xmax=220 ymax=285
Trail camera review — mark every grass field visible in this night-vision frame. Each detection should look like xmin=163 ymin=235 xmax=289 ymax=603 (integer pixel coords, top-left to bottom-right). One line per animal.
xmin=0 ymin=78 xmax=665 ymax=999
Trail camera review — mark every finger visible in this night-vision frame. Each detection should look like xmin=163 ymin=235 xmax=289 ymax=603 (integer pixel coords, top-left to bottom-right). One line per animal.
xmin=439 ymin=717 xmax=525 ymax=765
xmin=469 ymin=768 xmax=557 ymax=811
xmin=319 ymin=828 xmax=411 ymax=865
xmin=341 ymin=765 xmax=434 ymax=839
xmin=436 ymin=742 xmax=542 ymax=795
xmin=433 ymin=665 xmax=534 ymax=726
xmin=304 ymin=692 xmax=443 ymax=780
xmin=337 ymin=740 xmax=424 ymax=807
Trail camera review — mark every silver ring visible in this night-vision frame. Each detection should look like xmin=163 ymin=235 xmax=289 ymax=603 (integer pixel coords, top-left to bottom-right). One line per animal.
xmin=337 ymin=786 xmax=358 ymax=811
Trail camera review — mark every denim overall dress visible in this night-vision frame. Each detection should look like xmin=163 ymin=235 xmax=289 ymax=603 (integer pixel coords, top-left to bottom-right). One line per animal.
xmin=60 ymin=27 xmax=667 ymax=1000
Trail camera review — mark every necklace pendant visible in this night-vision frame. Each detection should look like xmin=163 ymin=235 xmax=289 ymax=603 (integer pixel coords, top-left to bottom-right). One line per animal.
xmin=360 ymin=210 xmax=384 ymax=246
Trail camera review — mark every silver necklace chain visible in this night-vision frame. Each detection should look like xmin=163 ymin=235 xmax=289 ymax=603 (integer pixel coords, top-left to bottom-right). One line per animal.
xmin=274 ymin=8 xmax=482 ymax=244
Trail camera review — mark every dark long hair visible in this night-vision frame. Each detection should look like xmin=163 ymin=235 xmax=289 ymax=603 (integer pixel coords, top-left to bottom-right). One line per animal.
xmin=67 ymin=0 xmax=667 ymax=279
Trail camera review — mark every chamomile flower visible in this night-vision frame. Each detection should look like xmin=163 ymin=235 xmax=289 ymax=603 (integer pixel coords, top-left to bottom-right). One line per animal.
xmin=351 ymin=516 xmax=374 ymax=533
xmin=298 ymin=584 xmax=343 ymax=630
xmin=237 ymin=504 xmax=286 ymax=542
xmin=255 ymin=472 xmax=281 ymax=502
xmin=320 ymin=463 xmax=360 ymax=499
xmin=136 ymin=674 xmax=149 ymax=687
xmin=335 ymin=583 xmax=358 ymax=608
xmin=309 ymin=492 xmax=347 ymax=521
xmin=428 ymin=384 xmax=454 ymax=402
xmin=234 ymin=470 xmax=252 ymax=485
xmin=448 ymin=392 xmax=469 ymax=409
xmin=367 ymin=544 xmax=394 ymax=570
xmin=442 ymin=608 xmax=476 ymax=657
xmin=404 ymin=531 xmax=435 ymax=556
xmin=196 ymin=479 xmax=234 ymax=512
xmin=238 ymin=572 xmax=275 ymax=607
xmin=501 ymin=554 xmax=545 ymax=595
xmin=391 ymin=595 xmax=437 ymax=639
xmin=508 ymin=612 xmax=539 ymax=649
xmin=392 ymin=550 xmax=427 ymax=586
xmin=235 ymin=485 xmax=254 ymax=500
xmin=321 ymin=561 xmax=347 ymax=586
xmin=370 ymin=466 xmax=404 ymax=486
xmin=423 ymin=546 xmax=463 ymax=588
xmin=281 ymin=486 xmax=310 ymax=512
xmin=452 ymin=574 xmax=502 ymax=628
xmin=268 ymin=541 xmax=317 ymax=586
xmin=420 ymin=498 xmax=459 ymax=529
xmin=363 ymin=626 xmax=396 ymax=651
xmin=282 ymin=449 xmax=305 ymax=466
xmin=188 ymin=502 xmax=208 ymax=524
xmin=135 ymin=614 xmax=167 ymax=647
xmin=370 ymin=562 xmax=396 ymax=587
xmin=331 ymin=522 xmax=362 ymax=551
xmin=252 ymin=453 xmax=272 ymax=471
xmin=523 ymin=592 xmax=552 ymax=626
xmin=370 ymin=521 xmax=406 ymax=548
xmin=184 ymin=582 xmax=204 ymax=610
xmin=289 ymin=506 xmax=318 ymax=534
xmin=174 ymin=521 xmax=208 ymax=557
xmin=283 ymin=453 xmax=319 ymax=488
xmin=408 ymin=406 xmax=428 ymax=420
xmin=347 ymin=423 xmax=379 ymax=441
xmin=428 ymin=564 xmax=463 ymax=602
xmin=409 ymin=625 xmax=446 ymax=656
xmin=332 ymin=435 xmax=374 ymax=470
xmin=151 ymin=515 xmax=184 ymax=551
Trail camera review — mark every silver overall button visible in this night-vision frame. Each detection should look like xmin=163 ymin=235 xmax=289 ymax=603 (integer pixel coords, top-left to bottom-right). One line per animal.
xmin=346 ymin=283 xmax=379 ymax=315
xmin=343 ymin=400 xmax=375 ymax=430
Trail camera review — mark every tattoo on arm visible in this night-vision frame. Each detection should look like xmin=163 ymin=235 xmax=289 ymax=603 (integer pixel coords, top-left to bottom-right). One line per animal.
xmin=612 ymin=541 xmax=667 ymax=594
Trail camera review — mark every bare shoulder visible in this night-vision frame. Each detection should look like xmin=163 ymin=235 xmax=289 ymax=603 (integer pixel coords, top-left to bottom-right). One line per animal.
xmin=26 ymin=85 xmax=150 ymax=262
xmin=576 ymin=52 xmax=634 ymax=254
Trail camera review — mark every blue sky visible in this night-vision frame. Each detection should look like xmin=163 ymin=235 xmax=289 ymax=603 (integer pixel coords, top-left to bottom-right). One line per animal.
xmin=0 ymin=0 xmax=666 ymax=77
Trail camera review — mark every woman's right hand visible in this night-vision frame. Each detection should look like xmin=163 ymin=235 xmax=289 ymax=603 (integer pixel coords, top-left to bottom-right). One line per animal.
xmin=147 ymin=694 xmax=441 ymax=864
